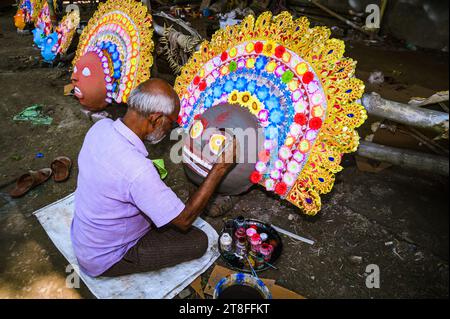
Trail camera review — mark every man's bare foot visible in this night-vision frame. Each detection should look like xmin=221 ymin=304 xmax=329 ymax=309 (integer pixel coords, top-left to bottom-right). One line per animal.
xmin=204 ymin=195 xmax=239 ymax=218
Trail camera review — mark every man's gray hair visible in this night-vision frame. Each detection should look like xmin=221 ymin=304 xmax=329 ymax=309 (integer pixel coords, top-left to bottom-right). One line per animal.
xmin=127 ymin=83 xmax=176 ymax=117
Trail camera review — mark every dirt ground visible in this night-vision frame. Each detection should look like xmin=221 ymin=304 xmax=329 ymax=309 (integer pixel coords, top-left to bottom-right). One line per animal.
xmin=0 ymin=7 xmax=448 ymax=299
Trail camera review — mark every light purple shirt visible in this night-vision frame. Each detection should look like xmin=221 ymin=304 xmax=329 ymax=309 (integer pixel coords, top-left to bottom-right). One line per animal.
xmin=71 ymin=118 xmax=185 ymax=277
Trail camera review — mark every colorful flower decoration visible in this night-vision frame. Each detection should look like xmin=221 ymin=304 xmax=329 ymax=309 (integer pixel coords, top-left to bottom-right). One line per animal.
xmin=73 ymin=0 xmax=154 ymax=104
xmin=174 ymin=12 xmax=367 ymax=216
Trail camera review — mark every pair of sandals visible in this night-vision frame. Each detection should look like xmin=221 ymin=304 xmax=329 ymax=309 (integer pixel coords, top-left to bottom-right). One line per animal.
xmin=10 ymin=156 xmax=72 ymax=198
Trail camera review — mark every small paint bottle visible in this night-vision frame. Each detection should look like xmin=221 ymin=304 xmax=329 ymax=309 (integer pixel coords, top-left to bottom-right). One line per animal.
xmin=260 ymin=233 xmax=268 ymax=242
xmin=246 ymin=227 xmax=257 ymax=243
xmin=235 ymin=237 xmax=247 ymax=256
xmin=220 ymin=233 xmax=233 ymax=252
xmin=260 ymin=243 xmax=274 ymax=262
xmin=250 ymin=234 xmax=262 ymax=254
xmin=234 ymin=227 xmax=246 ymax=242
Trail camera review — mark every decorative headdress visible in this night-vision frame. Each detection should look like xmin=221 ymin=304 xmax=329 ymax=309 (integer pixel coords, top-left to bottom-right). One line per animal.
xmin=175 ymin=12 xmax=367 ymax=215
xmin=32 ymin=1 xmax=52 ymax=48
xmin=15 ymin=0 xmax=43 ymax=30
xmin=73 ymin=0 xmax=154 ymax=105
xmin=40 ymin=9 xmax=80 ymax=62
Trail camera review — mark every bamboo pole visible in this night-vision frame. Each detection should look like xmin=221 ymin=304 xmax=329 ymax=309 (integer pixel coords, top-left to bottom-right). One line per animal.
xmin=357 ymin=141 xmax=449 ymax=176
xmin=361 ymin=92 xmax=449 ymax=138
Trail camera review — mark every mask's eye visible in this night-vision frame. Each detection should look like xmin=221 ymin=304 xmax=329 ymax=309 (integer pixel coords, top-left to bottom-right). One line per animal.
xmin=82 ymin=67 xmax=91 ymax=77
xmin=190 ymin=120 xmax=203 ymax=139
xmin=73 ymin=66 xmax=77 ymax=73
xmin=209 ymin=133 xmax=226 ymax=155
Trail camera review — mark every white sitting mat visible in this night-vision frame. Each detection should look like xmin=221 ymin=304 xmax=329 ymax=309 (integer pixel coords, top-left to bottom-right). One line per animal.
xmin=34 ymin=193 xmax=220 ymax=299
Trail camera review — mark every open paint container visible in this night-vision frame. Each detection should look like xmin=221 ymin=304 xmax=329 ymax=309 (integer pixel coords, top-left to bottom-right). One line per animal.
xmin=213 ymin=273 xmax=272 ymax=299
xmin=218 ymin=218 xmax=283 ymax=273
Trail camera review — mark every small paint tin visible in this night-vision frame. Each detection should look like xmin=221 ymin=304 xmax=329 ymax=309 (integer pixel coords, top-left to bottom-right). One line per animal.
xmin=220 ymin=233 xmax=233 ymax=252
xmin=260 ymin=233 xmax=268 ymax=242
xmin=250 ymin=234 xmax=262 ymax=253
xmin=246 ymin=227 xmax=257 ymax=242
xmin=235 ymin=237 xmax=247 ymax=256
xmin=260 ymin=243 xmax=273 ymax=262
xmin=234 ymin=227 xmax=246 ymax=241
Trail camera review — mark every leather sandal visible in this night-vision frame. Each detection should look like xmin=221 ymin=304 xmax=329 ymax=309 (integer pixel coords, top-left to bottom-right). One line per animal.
xmin=9 ymin=168 xmax=53 ymax=198
xmin=50 ymin=156 xmax=72 ymax=182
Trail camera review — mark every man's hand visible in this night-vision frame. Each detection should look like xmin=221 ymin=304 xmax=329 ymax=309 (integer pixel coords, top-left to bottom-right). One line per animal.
xmin=171 ymin=136 xmax=239 ymax=232
xmin=213 ymin=135 xmax=238 ymax=173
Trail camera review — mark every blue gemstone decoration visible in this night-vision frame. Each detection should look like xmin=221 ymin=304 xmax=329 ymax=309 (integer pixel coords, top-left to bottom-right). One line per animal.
xmin=224 ymin=80 xmax=235 ymax=93
xmin=269 ymin=109 xmax=284 ymax=124
xmin=204 ymin=97 xmax=213 ymax=108
xmin=306 ymin=198 xmax=313 ymax=204
xmin=247 ymin=80 xmax=257 ymax=94
xmin=347 ymin=113 xmax=354 ymax=118
xmin=329 ymin=157 xmax=335 ymax=162
xmin=346 ymin=89 xmax=353 ymax=93
xmin=235 ymin=78 xmax=247 ymax=90
xmin=256 ymin=86 xmax=269 ymax=101
xmin=318 ymin=177 xmax=325 ymax=182
xmin=255 ymin=56 xmax=268 ymax=71
xmin=113 ymin=70 xmax=121 ymax=79
xmin=266 ymin=95 xmax=280 ymax=110
xmin=213 ymin=86 xmax=222 ymax=98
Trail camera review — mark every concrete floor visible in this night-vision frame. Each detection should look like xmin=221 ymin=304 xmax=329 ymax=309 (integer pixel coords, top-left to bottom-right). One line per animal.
xmin=0 ymin=8 xmax=448 ymax=298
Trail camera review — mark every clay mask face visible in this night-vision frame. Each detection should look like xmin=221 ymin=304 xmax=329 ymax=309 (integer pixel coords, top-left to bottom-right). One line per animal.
xmin=41 ymin=32 xmax=58 ymax=62
xmin=14 ymin=9 xmax=26 ymax=30
xmin=71 ymin=52 xmax=108 ymax=111
xmin=32 ymin=28 xmax=45 ymax=48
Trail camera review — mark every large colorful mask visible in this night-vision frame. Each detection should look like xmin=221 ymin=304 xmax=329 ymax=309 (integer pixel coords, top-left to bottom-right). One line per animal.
xmin=41 ymin=32 xmax=58 ymax=62
xmin=175 ymin=12 xmax=367 ymax=215
xmin=15 ymin=0 xmax=42 ymax=29
xmin=33 ymin=1 xmax=52 ymax=48
xmin=71 ymin=52 xmax=108 ymax=110
xmin=71 ymin=0 xmax=154 ymax=111
xmin=40 ymin=9 xmax=80 ymax=63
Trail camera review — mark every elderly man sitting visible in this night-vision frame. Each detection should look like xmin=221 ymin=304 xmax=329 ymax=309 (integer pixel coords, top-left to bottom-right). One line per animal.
xmin=71 ymin=78 xmax=235 ymax=277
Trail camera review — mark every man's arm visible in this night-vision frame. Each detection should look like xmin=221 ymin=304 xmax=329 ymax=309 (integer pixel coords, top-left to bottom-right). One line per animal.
xmin=171 ymin=139 xmax=237 ymax=231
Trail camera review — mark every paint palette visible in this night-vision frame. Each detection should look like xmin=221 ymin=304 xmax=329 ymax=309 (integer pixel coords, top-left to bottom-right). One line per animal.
xmin=218 ymin=218 xmax=283 ymax=273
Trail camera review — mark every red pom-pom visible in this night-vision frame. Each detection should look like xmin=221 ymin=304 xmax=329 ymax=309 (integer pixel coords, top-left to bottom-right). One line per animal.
xmin=309 ymin=117 xmax=323 ymax=130
xmin=250 ymin=171 xmax=262 ymax=184
xmin=198 ymin=80 xmax=207 ymax=91
xmin=274 ymin=45 xmax=286 ymax=58
xmin=177 ymin=115 xmax=182 ymax=124
xmin=194 ymin=114 xmax=201 ymax=120
xmin=254 ymin=42 xmax=263 ymax=53
xmin=302 ymin=71 xmax=314 ymax=84
xmin=294 ymin=113 xmax=307 ymax=126
xmin=193 ymin=76 xmax=200 ymax=85
xmin=275 ymin=182 xmax=287 ymax=195
xmin=220 ymin=51 xmax=228 ymax=61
